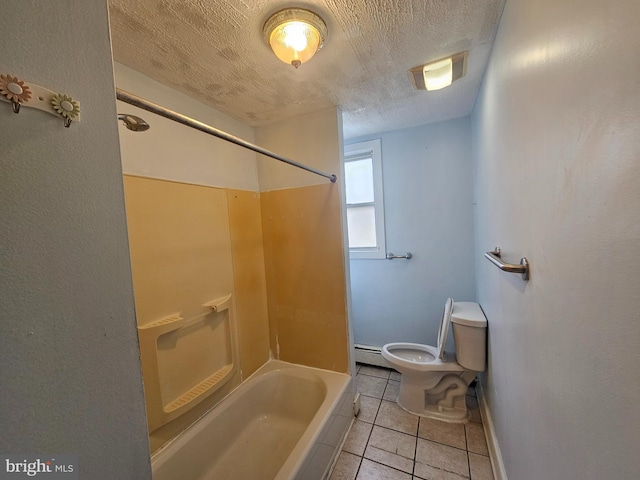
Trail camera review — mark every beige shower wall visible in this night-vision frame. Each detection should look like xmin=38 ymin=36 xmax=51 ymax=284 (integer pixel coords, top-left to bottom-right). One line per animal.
xmin=124 ymin=176 xmax=270 ymax=375
xmin=123 ymin=176 xmax=234 ymax=324
xmin=261 ymin=184 xmax=349 ymax=373
xmin=123 ymin=175 xmax=270 ymax=452
xmin=123 ymin=171 xmax=349 ymax=432
xmin=257 ymin=107 xmax=350 ymax=374
xmin=227 ymin=188 xmax=271 ymax=375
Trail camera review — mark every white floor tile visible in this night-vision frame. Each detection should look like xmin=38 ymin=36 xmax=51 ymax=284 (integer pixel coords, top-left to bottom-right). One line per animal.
xmin=356 ymin=459 xmax=412 ymax=480
xmin=360 ymin=365 xmax=392 ymax=379
xmin=341 ymin=390 xmax=494 ymax=480
xmin=330 ymin=451 xmax=362 ymax=480
xmin=357 ymin=374 xmax=388 ymax=398
xmin=413 ymin=463 xmax=469 ymax=480
xmin=343 ymin=420 xmax=373 ymax=456
xmin=418 ymin=418 xmax=466 ymax=450
xmin=468 ymin=453 xmax=494 ymax=480
xmin=364 ymin=425 xmax=416 ymax=473
xmin=415 ymin=438 xmax=469 ymax=479
xmin=375 ymin=400 xmax=419 ymax=436
xmin=465 ymin=423 xmax=488 ymax=456
xmin=358 ymin=395 xmax=382 ymax=424
xmin=383 ymin=380 xmax=400 ymax=402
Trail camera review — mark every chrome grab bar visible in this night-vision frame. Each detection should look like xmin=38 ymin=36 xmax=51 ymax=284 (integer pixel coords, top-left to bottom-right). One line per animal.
xmin=484 ymin=247 xmax=529 ymax=281
xmin=386 ymin=252 xmax=412 ymax=260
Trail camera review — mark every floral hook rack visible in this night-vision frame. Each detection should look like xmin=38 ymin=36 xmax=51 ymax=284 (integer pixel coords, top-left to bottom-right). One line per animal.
xmin=0 ymin=73 xmax=81 ymax=127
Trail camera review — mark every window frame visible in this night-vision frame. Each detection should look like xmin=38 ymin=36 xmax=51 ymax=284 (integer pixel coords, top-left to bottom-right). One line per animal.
xmin=344 ymin=138 xmax=386 ymax=259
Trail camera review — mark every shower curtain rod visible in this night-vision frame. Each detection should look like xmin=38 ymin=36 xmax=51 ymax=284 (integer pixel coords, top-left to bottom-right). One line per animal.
xmin=116 ymin=88 xmax=337 ymax=183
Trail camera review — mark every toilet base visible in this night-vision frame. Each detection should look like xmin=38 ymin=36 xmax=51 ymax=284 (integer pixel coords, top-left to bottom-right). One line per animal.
xmin=396 ymin=371 xmax=476 ymax=422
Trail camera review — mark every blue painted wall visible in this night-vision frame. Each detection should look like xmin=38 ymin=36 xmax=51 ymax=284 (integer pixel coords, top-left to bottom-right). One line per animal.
xmin=347 ymin=117 xmax=475 ymax=348
xmin=472 ymin=0 xmax=640 ymax=478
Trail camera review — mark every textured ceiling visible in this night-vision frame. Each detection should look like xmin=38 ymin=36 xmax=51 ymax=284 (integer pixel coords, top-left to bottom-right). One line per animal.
xmin=108 ymin=0 xmax=505 ymax=139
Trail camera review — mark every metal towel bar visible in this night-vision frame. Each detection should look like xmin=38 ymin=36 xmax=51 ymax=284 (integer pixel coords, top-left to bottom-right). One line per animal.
xmin=484 ymin=247 xmax=529 ymax=281
xmin=386 ymin=252 xmax=412 ymax=260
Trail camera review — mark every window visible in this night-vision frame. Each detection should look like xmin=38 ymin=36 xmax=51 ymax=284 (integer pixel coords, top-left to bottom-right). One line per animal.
xmin=344 ymin=139 xmax=386 ymax=259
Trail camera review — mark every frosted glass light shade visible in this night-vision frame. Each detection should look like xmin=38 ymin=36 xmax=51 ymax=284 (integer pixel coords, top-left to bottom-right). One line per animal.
xmin=408 ymin=51 xmax=468 ymax=91
xmin=264 ymin=9 xmax=327 ymax=68
xmin=423 ymin=57 xmax=453 ymax=91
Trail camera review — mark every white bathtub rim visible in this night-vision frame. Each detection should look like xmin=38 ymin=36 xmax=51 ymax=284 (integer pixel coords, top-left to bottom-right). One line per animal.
xmin=151 ymin=360 xmax=338 ymax=457
xmin=274 ymin=364 xmax=352 ymax=479
xmin=150 ymin=361 xmax=322 ymax=458
xmin=150 ymin=359 xmax=352 ymax=479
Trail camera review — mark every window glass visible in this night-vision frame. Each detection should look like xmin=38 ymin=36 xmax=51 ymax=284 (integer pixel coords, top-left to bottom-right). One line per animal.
xmin=345 ymin=158 xmax=374 ymax=204
xmin=344 ymin=139 xmax=385 ymax=259
xmin=346 ymin=205 xmax=377 ymax=248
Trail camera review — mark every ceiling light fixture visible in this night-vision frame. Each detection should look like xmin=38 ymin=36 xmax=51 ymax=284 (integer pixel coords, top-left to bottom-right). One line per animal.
xmin=409 ymin=51 xmax=468 ymax=91
xmin=263 ymin=8 xmax=327 ymax=68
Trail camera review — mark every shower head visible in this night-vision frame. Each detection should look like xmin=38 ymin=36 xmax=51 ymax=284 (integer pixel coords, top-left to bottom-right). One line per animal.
xmin=118 ymin=114 xmax=150 ymax=132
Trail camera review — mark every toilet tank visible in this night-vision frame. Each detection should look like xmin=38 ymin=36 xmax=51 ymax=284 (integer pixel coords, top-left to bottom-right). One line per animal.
xmin=450 ymin=302 xmax=487 ymax=371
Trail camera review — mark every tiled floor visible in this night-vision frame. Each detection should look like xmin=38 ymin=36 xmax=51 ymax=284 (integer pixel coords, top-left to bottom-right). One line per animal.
xmin=330 ymin=364 xmax=494 ymax=480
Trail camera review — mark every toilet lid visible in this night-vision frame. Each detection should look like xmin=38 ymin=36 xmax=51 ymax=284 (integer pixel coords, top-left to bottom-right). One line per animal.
xmin=436 ymin=298 xmax=454 ymax=359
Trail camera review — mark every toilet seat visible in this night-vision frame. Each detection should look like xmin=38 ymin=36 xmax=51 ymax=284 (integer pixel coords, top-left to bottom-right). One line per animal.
xmin=382 ymin=342 xmax=464 ymax=372
xmin=436 ymin=297 xmax=454 ymax=360
xmin=382 ymin=298 xmax=463 ymax=372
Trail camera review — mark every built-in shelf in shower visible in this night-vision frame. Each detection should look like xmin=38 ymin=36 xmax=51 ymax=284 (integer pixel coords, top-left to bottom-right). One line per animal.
xmin=139 ymin=313 xmax=184 ymax=332
xmin=137 ymin=293 xmax=238 ymax=432
xmin=164 ymin=364 xmax=233 ymax=413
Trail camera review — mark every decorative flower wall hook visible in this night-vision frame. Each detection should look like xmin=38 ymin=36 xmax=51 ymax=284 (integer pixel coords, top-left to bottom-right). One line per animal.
xmin=0 ymin=74 xmax=32 ymax=113
xmin=51 ymin=93 xmax=80 ymax=127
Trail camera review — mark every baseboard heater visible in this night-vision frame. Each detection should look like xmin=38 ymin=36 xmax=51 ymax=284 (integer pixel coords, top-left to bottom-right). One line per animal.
xmin=354 ymin=344 xmax=392 ymax=368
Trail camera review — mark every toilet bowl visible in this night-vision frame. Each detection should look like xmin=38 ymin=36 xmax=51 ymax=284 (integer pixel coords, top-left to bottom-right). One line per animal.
xmin=382 ymin=299 xmax=487 ymax=422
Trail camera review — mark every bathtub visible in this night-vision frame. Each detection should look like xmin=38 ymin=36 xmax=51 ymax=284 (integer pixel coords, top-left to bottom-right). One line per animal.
xmin=151 ymin=360 xmax=354 ymax=480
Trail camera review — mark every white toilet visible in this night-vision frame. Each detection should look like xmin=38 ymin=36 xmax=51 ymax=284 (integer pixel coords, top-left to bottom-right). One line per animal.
xmin=382 ymin=299 xmax=487 ymax=422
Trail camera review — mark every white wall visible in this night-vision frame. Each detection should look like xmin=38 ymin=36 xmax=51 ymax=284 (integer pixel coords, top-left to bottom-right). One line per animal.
xmin=472 ymin=0 xmax=640 ymax=478
xmin=348 ymin=118 xmax=475 ymax=347
xmin=116 ymin=65 xmax=341 ymax=193
xmin=116 ymin=63 xmax=259 ymax=191
xmin=0 ymin=1 xmax=151 ymax=478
